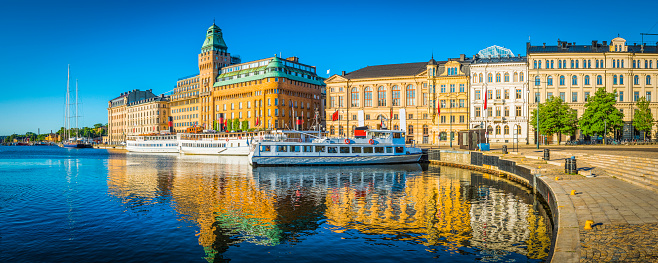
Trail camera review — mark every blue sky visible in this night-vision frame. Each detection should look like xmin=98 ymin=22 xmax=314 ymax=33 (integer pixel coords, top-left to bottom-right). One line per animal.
xmin=1 ymin=0 xmax=658 ymax=135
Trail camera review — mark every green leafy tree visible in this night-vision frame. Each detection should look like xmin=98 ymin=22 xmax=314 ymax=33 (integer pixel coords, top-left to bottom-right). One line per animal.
xmin=579 ymin=87 xmax=624 ymax=138
xmin=241 ymin=120 xmax=249 ymax=131
xmin=233 ymin=119 xmax=240 ymax=131
xmin=226 ymin=118 xmax=233 ymax=131
xmin=633 ymin=96 xmax=654 ymax=140
xmin=529 ymin=96 xmax=578 ymax=144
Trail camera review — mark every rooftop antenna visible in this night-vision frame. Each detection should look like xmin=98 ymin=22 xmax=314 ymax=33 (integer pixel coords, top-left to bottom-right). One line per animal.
xmin=640 ymin=32 xmax=658 ymax=52
xmin=213 ymin=18 xmax=215 ymax=25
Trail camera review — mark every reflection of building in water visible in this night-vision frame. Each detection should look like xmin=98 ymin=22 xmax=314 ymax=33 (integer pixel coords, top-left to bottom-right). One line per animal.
xmin=468 ymin=173 xmax=552 ymax=260
xmin=107 ymin=154 xmax=176 ymax=208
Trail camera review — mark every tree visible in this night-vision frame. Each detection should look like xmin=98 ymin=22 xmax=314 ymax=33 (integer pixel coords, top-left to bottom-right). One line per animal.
xmin=530 ymin=96 xmax=578 ymax=144
xmin=233 ymin=119 xmax=240 ymax=131
xmin=633 ymin=96 xmax=654 ymax=140
xmin=226 ymin=118 xmax=233 ymax=131
xmin=579 ymin=87 xmax=624 ymax=138
xmin=241 ymin=120 xmax=249 ymax=131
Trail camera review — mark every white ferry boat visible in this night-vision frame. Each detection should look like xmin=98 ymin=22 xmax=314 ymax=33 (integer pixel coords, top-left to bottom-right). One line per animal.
xmin=126 ymin=135 xmax=179 ymax=153
xmin=248 ymin=129 xmax=422 ymax=166
xmin=177 ymin=132 xmax=259 ymax=156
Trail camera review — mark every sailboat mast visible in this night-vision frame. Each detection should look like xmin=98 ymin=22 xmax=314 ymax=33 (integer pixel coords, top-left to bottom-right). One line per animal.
xmin=76 ymin=79 xmax=79 ymax=140
xmin=66 ymin=64 xmax=70 ymax=141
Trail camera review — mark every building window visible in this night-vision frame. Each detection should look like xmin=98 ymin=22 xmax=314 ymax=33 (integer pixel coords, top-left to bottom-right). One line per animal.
xmin=496 ymin=73 xmax=501 ymax=82
xmin=516 ymin=89 xmax=521 ymax=99
xmin=351 ymin=88 xmax=359 ymax=107
xmin=534 ymin=76 xmax=540 ymax=86
xmin=513 ymin=72 xmax=518 ymax=82
xmin=634 ymin=91 xmax=640 ymax=101
xmin=496 ymin=107 xmax=501 ymax=117
xmin=547 ymin=92 xmax=553 ymax=98
xmin=560 ymin=92 xmax=565 ymax=101
xmin=504 ymin=89 xmax=509 ymax=99
xmin=551 ymin=60 xmax=555 ymax=68
xmin=570 ymin=60 xmax=574 ymax=68
xmin=647 ymin=75 xmax=652 ymax=85
xmin=392 ymin=85 xmax=400 ymax=106
xmin=364 ymin=87 xmax=372 ymax=107
xmin=533 ymin=60 xmax=537 ymax=69
xmin=339 ymin=96 xmax=344 ymax=107
xmin=496 ymin=126 xmax=501 ymax=135
xmin=620 ymin=75 xmax=624 ymax=85
xmin=475 ymin=90 xmax=481 ymax=100
xmin=475 ymin=107 xmax=481 ymax=117
xmin=515 ymin=106 xmax=521 ymax=117
xmin=559 ymin=75 xmax=565 ymax=86
xmin=487 ymin=90 xmax=492 ymax=100
xmin=619 ymin=91 xmax=624 ymax=102
xmin=633 ymin=75 xmax=640 ymax=85
xmin=477 ymin=73 xmax=482 ymax=83
xmin=504 ymin=107 xmax=509 ymax=117
xmin=504 ymin=125 xmax=509 ymax=135
xmin=406 ymin=85 xmax=415 ymax=106
xmin=459 ymin=84 xmax=464 ymax=92
xmin=495 ymin=90 xmax=501 ymax=99
xmin=597 ymin=75 xmax=603 ymax=85
xmin=377 ymin=86 xmax=386 ymax=106
xmin=459 ymin=99 xmax=464 ymax=108
xmin=585 ymin=75 xmax=590 ymax=85
xmin=535 ymin=92 xmax=540 ymax=103
xmin=330 ymin=97 xmax=335 ymax=108
xmin=423 ymin=93 xmax=428 ymax=106
xmin=441 ymin=116 xmax=446 ymax=123
xmin=614 ymin=75 xmax=618 ymax=85
xmin=547 ymin=76 xmax=553 ymax=86
xmin=572 ymin=75 xmax=577 ymax=85
xmin=450 ymin=99 xmax=455 ymax=108
xmin=450 ymin=84 xmax=455 ymax=93
xmin=647 ymin=92 xmax=652 ymax=102
xmin=585 ymin=92 xmax=590 ymax=102
xmin=488 ymin=73 xmax=493 ymax=82
xmin=440 ymin=85 xmax=446 ymax=93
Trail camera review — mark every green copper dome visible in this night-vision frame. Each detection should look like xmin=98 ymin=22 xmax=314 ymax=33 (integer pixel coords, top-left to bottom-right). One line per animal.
xmin=201 ymin=23 xmax=227 ymax=52
xmin=266 ymin=56 xmax=284 ymax=68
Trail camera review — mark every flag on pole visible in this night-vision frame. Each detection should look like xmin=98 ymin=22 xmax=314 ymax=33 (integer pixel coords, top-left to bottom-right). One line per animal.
xmin=326 ymin=69 xmax=330 ymax=75
xmin=483 ymin=85 xmax=488 ymax=110
xmin=332 ymin=110 xmax=339 ymax=121
xmin=437 ymin=99 xmax=441 ymax=115
xmin=256 ymin=116 xmax=260 ymax=126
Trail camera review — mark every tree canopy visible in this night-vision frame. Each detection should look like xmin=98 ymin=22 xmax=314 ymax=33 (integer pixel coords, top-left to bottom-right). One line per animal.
xmin=633 ymin=96 xmax=655 ymax=139
xmin=530 ymin=96 xmax=578 ymax=142
xmin=578 ymin=87 xmax=624 ymax=136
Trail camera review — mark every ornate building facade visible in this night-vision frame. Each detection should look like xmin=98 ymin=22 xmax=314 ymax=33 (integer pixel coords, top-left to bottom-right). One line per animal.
xmin=470 ymin=46 xmax=529 ymax=144
xmin=432 ymin=56 xmax=472 ymax=145
xmin=171 ymin=23 xmax=241 ymax=132
xmin=125 ymin=94 xmax=170 ymax=136
xmin=107 ymin=89 xmax=159 ymax=144
xmin=527 ymin=37 xmax=658 ymax=142
xmin=211 ymin=56 xmax=324 ymax=130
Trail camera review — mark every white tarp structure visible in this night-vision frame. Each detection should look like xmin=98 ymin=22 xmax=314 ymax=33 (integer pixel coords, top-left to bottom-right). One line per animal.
xmin=399 ymin=108 xmax=406 ymax=131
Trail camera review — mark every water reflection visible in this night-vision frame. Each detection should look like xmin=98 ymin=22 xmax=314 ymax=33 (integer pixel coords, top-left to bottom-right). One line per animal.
xmin=107 ymin=154 xmax=551 ymax=262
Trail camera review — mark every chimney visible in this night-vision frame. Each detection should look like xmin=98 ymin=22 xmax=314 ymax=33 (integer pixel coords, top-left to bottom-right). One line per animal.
xmin=459 ymin=54 xmax=465 ymax=61
xmin=472 ymin=55 xmax=476 ymax=60
xmin=518 ymin=54 xmax=521 ymax=58
xmin=286 ymin=57 xmax=299 ymax=63
xmin=592 ymin=40 xmax=598 ymax=46
xmin=341 ymin=71 xmax=346 ymax=76
xmin=557 ymin=39 xmax=561 ymax=46
xmin=603 ymin=41 xmax=607 ymax=46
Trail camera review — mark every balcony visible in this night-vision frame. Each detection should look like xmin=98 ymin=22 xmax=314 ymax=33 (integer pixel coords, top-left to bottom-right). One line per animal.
xmin=200 ymin=91 xmax=211 ymax=97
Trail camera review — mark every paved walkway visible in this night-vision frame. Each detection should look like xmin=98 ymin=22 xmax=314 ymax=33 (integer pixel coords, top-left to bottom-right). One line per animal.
xmin=487 ymin=147 xmax=658 ymax=262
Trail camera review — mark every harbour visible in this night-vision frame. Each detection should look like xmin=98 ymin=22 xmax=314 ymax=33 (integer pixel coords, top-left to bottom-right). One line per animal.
xmin=1 ymin=146 xmax=551 ymax=262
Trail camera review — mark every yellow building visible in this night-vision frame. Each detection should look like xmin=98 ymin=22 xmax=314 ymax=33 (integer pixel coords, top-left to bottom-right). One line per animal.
xmin=325 ymin=55 xmax=471 ymax=145
xmin=107 ymin=89 xmax=159 ymax=144
xmin=211 ymin=56 xmax=324 ymax=130
xmin=527 ymin=37 xmax=658 ymax=142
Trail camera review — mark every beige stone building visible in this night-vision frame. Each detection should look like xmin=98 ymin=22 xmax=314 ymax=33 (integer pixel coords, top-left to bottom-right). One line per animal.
xmin=527 ymin=37 xmax=658 ymax=142
xmin=107 ymin=89 xmax=159 ymax=144
xmin=125 ymin=95 xmax=170 ymax=136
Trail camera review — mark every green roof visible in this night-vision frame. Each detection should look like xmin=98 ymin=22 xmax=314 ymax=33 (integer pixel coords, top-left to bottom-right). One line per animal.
xmin=214 ymin=58 xmax=325 ymax=87
xmin=201 ymin=24 xmax=227 ymax=52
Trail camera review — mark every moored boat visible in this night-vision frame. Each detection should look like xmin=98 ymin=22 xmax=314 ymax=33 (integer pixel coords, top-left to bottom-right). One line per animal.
xmin=126 ymin=134 xmax=178 ymax=153
xmin=178 ymin=131 xmax=260 ymax=156
xmin=248 ymin=128 xmax=422 ymax=166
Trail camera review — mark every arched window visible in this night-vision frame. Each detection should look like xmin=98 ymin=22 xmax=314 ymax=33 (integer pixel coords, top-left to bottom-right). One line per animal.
xmin=597 ymin=75 xmax=603 ymax=85
xmin=496 ymin=73 xmax=501 ymax=82
xmin=392 ymin=85 xmax=400 ymax=106
xmin=479 ymin=73 xmax=483 ymax=83
xmin=634 ymin=75 xmax=640 ymax=85
xmin=473 ymin=74 xmax=477 ymax=83
xmin=647 ymin=75 xmax=652 ymax=85
xmin=559 ymin=75 xmax=565 ymax=86
xmin=423 ymin=125 xmax=429 ymax=135
xmin=408 ymin=125 xmax=414 ymax=135
xmin=572 ymin=75 xmax=578 ymax=85
xmin=377 ymin=86 xmax=386 ymax=106
xmin=547 ymin=76 xmax=553 ymax=86
xmin=516 ymin=125 xmax=521 ymax=136
xmin=513 ymin=72 xmax=518 ymax=82
xmin=585 ymin=75 xmax=590 ymax=85
xmin=393 ymin=125 xmax=399 ymax=130
xmin=620 ymin=75 xmax=624 ymax=85
xmin=406 ymin=85 xmax=415 ymax=106
xmin=351 ymin=87 xmax=359 ymax=107
xmin=364 ymin=87 xmax=373 ymax=107
xmin=495 ymin=126 xmax=501 ymax=135
xmin=504 ymin=73 xmax=510 ymax=82
xmin=504 ymin=125 xmax=509 ymax=135
xmin=534 ymin=76 xmax=540 ymax=86
xmin=487 ymin=73 xmax=493 ymax=82
xmin=440 ymin=131 xmax=447 ymax=141
xmin=613 ymin=75 xmax=618 ymax=85
xmin=520 ymin=72 xmax=524 ymax=81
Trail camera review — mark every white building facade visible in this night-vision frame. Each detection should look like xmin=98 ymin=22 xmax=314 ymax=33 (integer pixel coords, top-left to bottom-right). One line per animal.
xmin=470 ymin=46 xmax=529 ymax=144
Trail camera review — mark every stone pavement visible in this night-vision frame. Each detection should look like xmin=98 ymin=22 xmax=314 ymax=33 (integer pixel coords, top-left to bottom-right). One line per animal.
xmin=486 ymin=146 xmax=658 ymax=262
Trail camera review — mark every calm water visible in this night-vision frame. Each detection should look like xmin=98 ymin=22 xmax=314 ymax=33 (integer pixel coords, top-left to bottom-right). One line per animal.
xmin=0 ymin=146 xmax=552 ymax=262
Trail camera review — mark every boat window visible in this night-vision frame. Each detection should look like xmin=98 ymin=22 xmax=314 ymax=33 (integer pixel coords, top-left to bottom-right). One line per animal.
xmin=363 ymin=147 xmax=373 ymax=153
xmin=277 ymin=145 xmax=288 ymax=152
xmin=393 ymin=133 xmax=401 ymax=139
xmin=387 ymin=147 xmax=394 ymax=153
xmin=395 ymin=147 xmax=403 ymax=153
xmin=352 ymin=147 xmax=361 ymax=153
xmin=315 ymin=146 xmax=326 ymax=152
xmin=261 ymin=145 xmax=271 ymax=152
xmin=290 ymin=145 xmax=301 ymax=152
xmin=327 ymin=147 xmax=337 ymax=153
xmin=303 ymin=145 xmax=313 ymax=152
xmin=375 ymin=147 xmax=384 ymax=153
xmin=340 ymin=147 xmax=350 ymax=153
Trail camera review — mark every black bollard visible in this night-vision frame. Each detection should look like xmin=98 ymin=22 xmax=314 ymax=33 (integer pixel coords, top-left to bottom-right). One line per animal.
xmin=502 ymin=145 xmax=508 ymax=154
xmin=543 ymin=149 xmax=550 ymax=161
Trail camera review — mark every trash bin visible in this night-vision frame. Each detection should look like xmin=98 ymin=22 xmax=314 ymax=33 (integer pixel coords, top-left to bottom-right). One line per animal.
xmin=543 ymin=149 xmax=550 ymax=160
xmin=502 ymin=145 xmax=508 ymax=154
xmin=564 ymin=156 xmax=577 ymax=174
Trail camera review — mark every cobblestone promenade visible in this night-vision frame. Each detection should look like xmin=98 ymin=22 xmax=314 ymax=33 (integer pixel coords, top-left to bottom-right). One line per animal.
xmin=483 ymin=144 xmax=658 ymax=262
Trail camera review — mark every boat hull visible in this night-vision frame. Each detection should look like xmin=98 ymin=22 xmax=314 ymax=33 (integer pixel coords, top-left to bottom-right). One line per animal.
xmin=250 ymin=153 xmax=422 ymax=166
xmin=180 ymin=146 xmax=249 ymax=156
xmin=126 ymin=146 xmax=178 ymax=153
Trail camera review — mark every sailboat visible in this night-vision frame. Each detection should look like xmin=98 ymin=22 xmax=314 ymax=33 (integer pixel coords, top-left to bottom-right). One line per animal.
xmin=62 ymin=65 xmax=92 ymax=149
